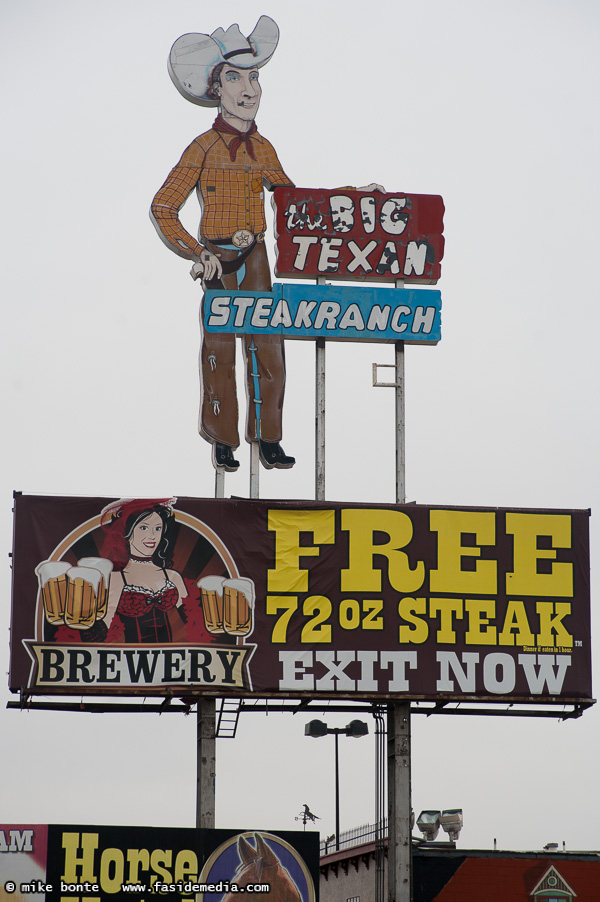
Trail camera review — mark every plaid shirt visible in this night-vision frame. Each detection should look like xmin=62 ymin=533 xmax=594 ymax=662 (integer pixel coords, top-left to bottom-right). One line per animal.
xmin=151 ymin=126 xmax=293 ymax=258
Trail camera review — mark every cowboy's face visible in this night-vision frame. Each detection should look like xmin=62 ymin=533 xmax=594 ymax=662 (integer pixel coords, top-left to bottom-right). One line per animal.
xmin=217 ymin=65 xmax=261 ymax=121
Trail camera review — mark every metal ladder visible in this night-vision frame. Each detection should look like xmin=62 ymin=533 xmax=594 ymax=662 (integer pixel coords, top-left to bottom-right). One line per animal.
xmin=215 ymin=697 xmax=242 ymax=738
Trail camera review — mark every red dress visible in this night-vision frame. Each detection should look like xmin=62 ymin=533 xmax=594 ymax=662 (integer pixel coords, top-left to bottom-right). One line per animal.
xmin=109 ymin=570 xmax=181 ymax=643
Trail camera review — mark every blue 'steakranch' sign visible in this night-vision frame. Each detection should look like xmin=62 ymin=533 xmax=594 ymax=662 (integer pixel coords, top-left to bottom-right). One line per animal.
xmin=204 ymin=283 xmax=441 ymax=344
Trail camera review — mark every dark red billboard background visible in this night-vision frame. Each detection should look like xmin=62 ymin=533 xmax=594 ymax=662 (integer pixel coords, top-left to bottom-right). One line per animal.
xmin=9 ymin=494 xmax=592 ymax=704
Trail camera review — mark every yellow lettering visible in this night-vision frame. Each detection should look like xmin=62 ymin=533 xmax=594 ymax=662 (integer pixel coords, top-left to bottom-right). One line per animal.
xmin=341 ymin=509 xmax=424 ymax=592
xmin=465 ymin=599 xmax=497 ymax=645
xmin=429 ymin=598 xmax=464 ymax=643
xmin=99 ymin=849 xmax=124 ymax=894
xmin=174 ymin=851 xmax=198 ymax=882
xmin=398 ymin=597 xmax=428 ymax=644
xmin=536 ymin=601 xmax=573 ymax=647
xmin=430 ymin=510 xmax=497 ymax=594
xmin=301 ymin=595 xmax=332 ymax=643
xmin=339 ymin=598 xmax=361 ymax=629
xmin=150 ymin=850 xmax=172 ymax=885
xmin=362 ymin=599 xmax=384 ymax=629
xmin=127 ymin=849 xmax=149 ymax=884
xmin=267 ymin=510 xmax=335 ymax=591
xmin=498 ymin=600 xmax=535 ymax=646
xmin=266 ymin=596 xmax=298 ymax=643
xmin=506 ymin=513 xmax=573 ymax=597
xmin=61 ymin=833 xmax=98 ymax=883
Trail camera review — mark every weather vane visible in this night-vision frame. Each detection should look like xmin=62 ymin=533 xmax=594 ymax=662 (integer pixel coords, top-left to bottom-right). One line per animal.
xmin=295 ymin=804 xmax=320 ymax=829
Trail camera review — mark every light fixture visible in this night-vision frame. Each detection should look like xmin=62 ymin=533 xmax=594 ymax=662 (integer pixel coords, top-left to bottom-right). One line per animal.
xmin=416 ymin=810 xmax=441 ymax=842
xmin=440 ymin=809 xmax=463 ymax=842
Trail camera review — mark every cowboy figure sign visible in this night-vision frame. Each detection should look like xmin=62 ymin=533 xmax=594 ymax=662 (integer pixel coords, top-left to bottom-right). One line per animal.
xmin=151 ymin=16 xmax=295 ymax=473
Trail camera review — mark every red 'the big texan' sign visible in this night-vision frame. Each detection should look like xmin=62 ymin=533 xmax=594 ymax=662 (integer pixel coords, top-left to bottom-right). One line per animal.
xmin=273 ymin=187 xmax=445 ymax=284
xmin=9 ymin=494 xmax=591 ymax=705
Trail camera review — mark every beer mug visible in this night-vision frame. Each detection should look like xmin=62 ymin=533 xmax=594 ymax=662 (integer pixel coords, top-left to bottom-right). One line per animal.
xmin=77 ymin=557 xmax=113 ymax=620
xmin=223 ymin=578 xmax=255 ymax=636
xmin=197 ymin=576 xmax=225 ymax=634
xmin=35 ymin=561 xmax=71 ymax=625
xmin=64 ymin=566 xmax=102 ymax=630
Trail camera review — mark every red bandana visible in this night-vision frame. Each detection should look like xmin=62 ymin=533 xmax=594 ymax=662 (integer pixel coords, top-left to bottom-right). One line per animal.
xmin=213 ymin=114 xmax=258 ymax=162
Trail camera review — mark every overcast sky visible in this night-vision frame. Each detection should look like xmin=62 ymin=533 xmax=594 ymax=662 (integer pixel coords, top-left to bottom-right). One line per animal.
xmin=1 ymin=0 xmax=599 ymax=854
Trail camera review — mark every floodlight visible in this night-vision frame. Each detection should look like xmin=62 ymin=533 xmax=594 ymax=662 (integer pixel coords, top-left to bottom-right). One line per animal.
xmin=440 ymin=809 xmax=463 ymax=841
xmin=416 ymin=810 xmax=441 ymax=842
xmin=305 ymin=719 xmax=328 ymax=738
xmin=346 ymin=719 xmax=369 ymax=738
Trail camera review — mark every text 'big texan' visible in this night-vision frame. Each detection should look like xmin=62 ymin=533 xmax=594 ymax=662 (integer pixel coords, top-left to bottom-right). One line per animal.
xmin=9 ymin=495 xmax=592 ymax=705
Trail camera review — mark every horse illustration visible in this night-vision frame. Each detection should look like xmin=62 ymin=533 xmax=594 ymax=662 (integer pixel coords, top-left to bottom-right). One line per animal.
xmin=222 ymin=833 xmax=303 ymax=902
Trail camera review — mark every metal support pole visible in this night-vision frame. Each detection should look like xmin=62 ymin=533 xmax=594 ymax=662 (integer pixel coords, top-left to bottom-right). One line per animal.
xmin=389 ymin=279 xmax=411 ymax=901
xmin=315 ymin=275 xmax=326 ymax=502
xmin=250 ymin=442 xmax=260 ymax=499
xmin=334 ymin=730 xmax=340 ymax=851
xmin=196 ymin=696 xmax=216 ymax=828
xmin=387 ymin=702 xmax=411 ymax=901
xmin=315 ymin=338 xmax=326 ymax=501
xmin=395 ymin=340 xmax=405 ymax=506
xmin=215 ymin=467 xmax=225 ymax=499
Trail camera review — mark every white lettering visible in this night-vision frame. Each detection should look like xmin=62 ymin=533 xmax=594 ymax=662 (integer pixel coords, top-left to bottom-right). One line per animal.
xmin=232 ymin=296 xmax=254 ymax=327
xmin=390 ymin=305 xmax=411 ymax=333
xmin=318 ymin=237 xmax=343 ymax=272
xmin=293 ymin=300 xmax=317 ymax=328
xmin=436 ymin=652 xmax=480 ymax=692
xmin=518 ymin=654 xmax=571 ymax=694
xmin=329 ymin=195 xmax=355 ymax=232
xmin=338 ymin=304 xmax=365 ymax=330
xmin=285 ymin=203 xmax=326 ymax=231
xmin=347 ymin=240 xmax=377 ymax=273
xmin=315 ymin=651 xmax=356 ymax=691
xmin=366 ymin=305 xmax=391 ymax=331
xmin=6 ymin=830 xmax=34 ymax=853
xmin=483 ymin=653 xmax=516 ymax=694
xmin=270 ymin=299 xmax=293 ymax=328
xmin=412 ymin=306 xmax=436 ymax=334
xmin=250 ymin=296 xmax=273 ymax=327
xmin=379 ymin=651 xmax=418 ymax=691
xmin=314 ymin=302 xmax=341 ymax=330
xmin=380 ymin=197 xmax=408 ymax=235
xmin=360 ymin=196 xmax=376 ymax=233
xmin=291 ymin=236 xmax=318 ymax=270
xmin=279 ymin=651 xmax=314 ymax=689
xmin=356 ymin=650 xmax=379 ymax=691
xmin=207 ymin=296 xmax=231 ymax=327
xmin=404 ymin=241 xmax=428 ymax=276
xmin=376 ymin=242 xmax=401 ymax=276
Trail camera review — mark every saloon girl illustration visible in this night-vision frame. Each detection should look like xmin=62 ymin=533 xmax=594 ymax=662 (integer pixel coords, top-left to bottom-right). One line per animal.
xmin=100 ymin=498 xmax=188 ymax=643
xmin=34 ymin=497 xmax=257 ymax=659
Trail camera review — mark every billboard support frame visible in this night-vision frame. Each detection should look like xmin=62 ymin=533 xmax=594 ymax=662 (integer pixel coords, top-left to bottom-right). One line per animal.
xmin=7 ymin=695 xmax=594 ymax=720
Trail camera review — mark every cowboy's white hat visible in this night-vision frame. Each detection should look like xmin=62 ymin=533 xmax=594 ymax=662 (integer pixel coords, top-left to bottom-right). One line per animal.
xmin=168 ymin=15 xmax=279 ymax=107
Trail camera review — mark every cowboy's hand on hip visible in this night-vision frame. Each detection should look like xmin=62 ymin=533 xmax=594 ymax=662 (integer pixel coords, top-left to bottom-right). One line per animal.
xmin=198 ymin=249 xmax=223 ymax=281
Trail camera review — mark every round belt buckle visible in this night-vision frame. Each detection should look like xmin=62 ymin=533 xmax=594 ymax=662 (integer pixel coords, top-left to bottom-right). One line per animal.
xmin=231 ymin=229 xmax=255 ymax=249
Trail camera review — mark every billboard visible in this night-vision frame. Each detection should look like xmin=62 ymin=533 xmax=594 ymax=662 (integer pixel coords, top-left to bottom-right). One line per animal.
xmin=0 ymin=824 xmax=318 ymax=902
xmin=9 ymin=494 xmax=592 ymax=704
xmin=273 ymin=187 xmax=444 ymax=284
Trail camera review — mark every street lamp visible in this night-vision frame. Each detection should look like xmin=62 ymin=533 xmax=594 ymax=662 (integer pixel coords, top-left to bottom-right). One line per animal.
xmin=305 ymin=719 xmax=369 ymax=851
